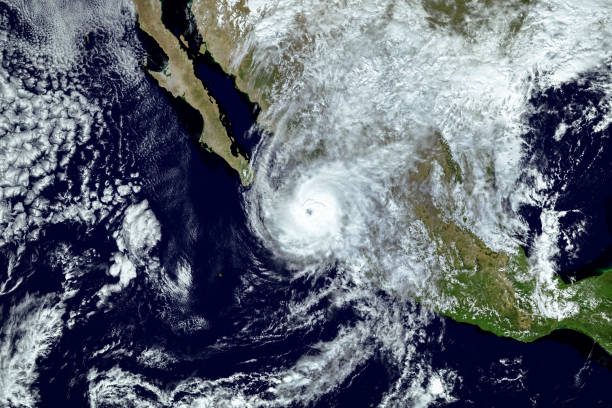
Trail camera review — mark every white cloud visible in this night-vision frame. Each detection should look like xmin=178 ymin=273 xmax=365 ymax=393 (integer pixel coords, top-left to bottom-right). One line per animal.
xmin=114 ymin=200 xmax=161 ymax=257
xmin=0 ymin=294 xmax=65 ymax=408
xmin=97 ymin=200 xmax=161 ymax=306
xmin=0 ymin=20 xmax=144 ymax=296
xmin=240 ymin=0 xmax=612 ymax=324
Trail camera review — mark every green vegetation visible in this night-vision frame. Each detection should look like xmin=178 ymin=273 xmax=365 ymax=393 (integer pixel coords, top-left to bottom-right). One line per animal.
xmin=422 ymin=0 xmax=533 ymax=38
xmin=439 ymin=135 xmax=463 ymax=183
xmin=409 ymin=134 xmax=612 ymax=354
xmin=561 ymin=271 xmax=612 ymax=353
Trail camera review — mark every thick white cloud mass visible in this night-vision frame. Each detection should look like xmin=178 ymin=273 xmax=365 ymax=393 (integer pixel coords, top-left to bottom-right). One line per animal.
xmin=97 ymin=200 xmax=162 ymax=305
xmin=0 ymin=294 xmax=64 ymax=408
xmin=241 ymin=0 xmax=612 ymax=315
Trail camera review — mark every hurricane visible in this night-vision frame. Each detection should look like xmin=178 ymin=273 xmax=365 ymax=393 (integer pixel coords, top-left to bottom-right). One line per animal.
xmin=236 ymin=0 xmax=612 ymax=403
xmin=241 ymin=0 xmax=612 ymax=398
xmin=243 ymin=0 xmax=611 ymax=296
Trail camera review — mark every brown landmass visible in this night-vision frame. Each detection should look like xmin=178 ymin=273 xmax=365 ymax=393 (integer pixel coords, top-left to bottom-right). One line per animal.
xmin=133 ymin=0 xmax=251 ymax=184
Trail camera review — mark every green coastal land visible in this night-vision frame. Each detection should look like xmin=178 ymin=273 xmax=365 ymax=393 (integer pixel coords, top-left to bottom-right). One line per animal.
xmin=407 ymin=137 xmax=611 ymax=354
